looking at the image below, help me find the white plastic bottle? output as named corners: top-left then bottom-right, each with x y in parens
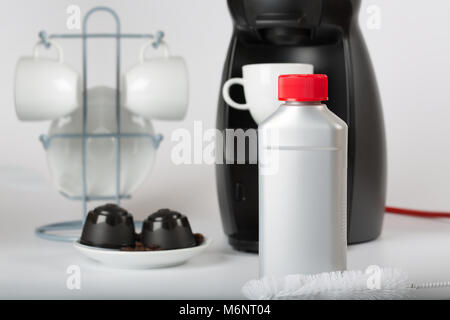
top-left (258, 74), bottom-right (348, 278)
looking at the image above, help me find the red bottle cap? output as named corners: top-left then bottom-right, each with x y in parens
top-left (278, 74), bottom-right (328, 102)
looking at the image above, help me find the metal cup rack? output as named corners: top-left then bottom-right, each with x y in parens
top-left (35, 6), bottom-right (164, 242)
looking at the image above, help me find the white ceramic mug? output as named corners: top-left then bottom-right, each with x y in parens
top-left (14, 40), bottom-right (80, 121)
top-left (222, 63), bottom-right (314, 124)
top-left (123, 41), bottom-right (189, 120)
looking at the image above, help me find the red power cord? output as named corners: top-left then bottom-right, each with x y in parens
top-left (385, 206), bottom-right (450, 218)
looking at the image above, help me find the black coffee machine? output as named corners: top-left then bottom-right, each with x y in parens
top-left (216, 0), bottom-right (387, 252)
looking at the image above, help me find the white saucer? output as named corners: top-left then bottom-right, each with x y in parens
top-left (73, 237), bottom-right (212, 269)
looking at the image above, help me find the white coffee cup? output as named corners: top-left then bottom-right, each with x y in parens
top-left (123, 41), bottom-right (189, 120)
top-left (222, 63), bottom-right (314, 124)
top-left (14, 40), bottom-right (80, 121)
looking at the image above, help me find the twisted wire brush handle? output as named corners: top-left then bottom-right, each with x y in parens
top-left (412, 281), bottom-right (450, 290)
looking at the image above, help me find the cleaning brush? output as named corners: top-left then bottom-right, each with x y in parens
top-left (242, 268), bottom-right (450, 300)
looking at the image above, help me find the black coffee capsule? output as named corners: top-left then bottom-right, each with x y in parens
top-left (141, 209), bottom-right (196, 250)
top-left (80, 204), bottom-right (136, 249)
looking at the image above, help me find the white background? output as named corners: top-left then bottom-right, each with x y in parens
top-left (1, 0), bottom-right (450, 299)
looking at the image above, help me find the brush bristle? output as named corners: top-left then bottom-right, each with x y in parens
top-left (242, 268), bottom-right (414, 300)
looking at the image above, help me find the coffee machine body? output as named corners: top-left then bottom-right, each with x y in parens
top-left (216, 0), bottom-right (387, 252)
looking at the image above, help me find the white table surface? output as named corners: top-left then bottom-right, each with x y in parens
top-left (1, 169), bottom-right (450, 300)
